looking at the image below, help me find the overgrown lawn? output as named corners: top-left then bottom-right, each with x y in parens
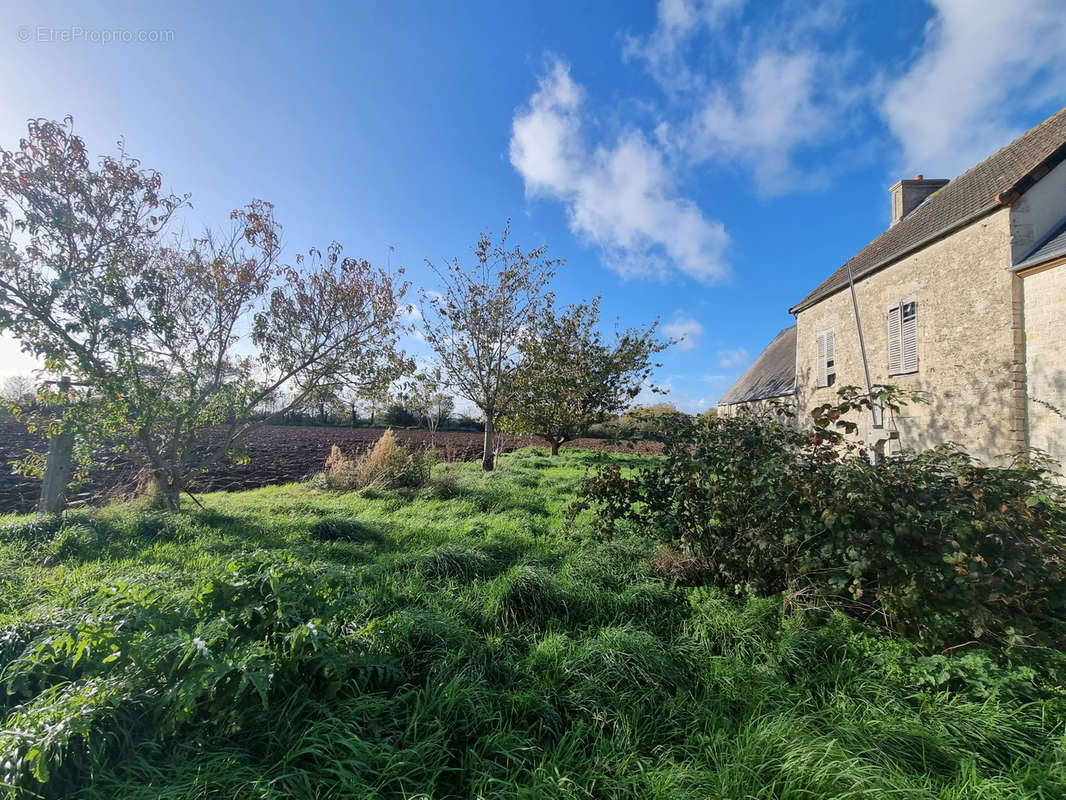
top-left (1, 448), bottom-right (1064, 798)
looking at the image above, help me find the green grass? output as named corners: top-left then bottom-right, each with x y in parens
top-left (1, 447), bottom-right (1064, 799)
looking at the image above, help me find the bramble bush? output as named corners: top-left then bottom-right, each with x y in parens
top-left (577, 390), bottom-right (1066, 650)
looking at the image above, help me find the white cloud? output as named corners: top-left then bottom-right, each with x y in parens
top-left (684, 50), bottom-right (831, 191)
top-left (703, 371), bottom-right (739, 406)
top-left (510, 59), bottom-right (729, 282)
top-left (717, 346), bottom-right (749, 369)
top-left (625, 0), bottom-right (860, 194)
top-left (662, 313), bottom-right (704, 350)
top-left (623, 0), bottom-right (747, 92)
top-left (513, 0), bottom-right (1066, 265)
top-left (881, 0), bottom-right (1066, 176)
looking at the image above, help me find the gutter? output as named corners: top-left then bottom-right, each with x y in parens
top-left (844, 259), bottom-right (881, 430)
top-left (1015, 254), bottom-right (1066, 278)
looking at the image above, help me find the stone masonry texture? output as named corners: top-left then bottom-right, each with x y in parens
top-left (1024, 262), bottom-right (1066, 468)
top-left (795, 208), bottom-right (1020, 464)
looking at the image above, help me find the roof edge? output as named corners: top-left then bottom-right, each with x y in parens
top-left (717, 386), bottom-right (796, 407)
top-left (716, 325), bottom-right (797, 406)
top-left (1015, 254), bottom-right (1066, 277)
top-left (788, 203), bottom-right (999, 314)
top-left (997, 139), bottom-right (1066, 205)
top-left (1011, 215), bottom-right (1066, 272)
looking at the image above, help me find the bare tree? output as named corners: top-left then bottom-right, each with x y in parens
top-left (0, 374), bottom-right (36, 405)
top-left (403, 368), bottom-right (455, 446)
top-left (420, 223), bottom-right (559, 470)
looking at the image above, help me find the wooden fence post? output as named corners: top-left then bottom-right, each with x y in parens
top-left (38, 376), bottom-right (74, 514)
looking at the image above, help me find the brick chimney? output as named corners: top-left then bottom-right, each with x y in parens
top-left (889, 174), bottom-right (948, 226)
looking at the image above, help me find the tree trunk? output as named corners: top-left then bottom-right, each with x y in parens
top-left (482, 412), bottom-right (496, 471)
top-left (549, 439), bottom-right (561, 456)
top-left (149, 471), bottom-right (182, 511)
top-left (38, 428), bottom-right (75, 513)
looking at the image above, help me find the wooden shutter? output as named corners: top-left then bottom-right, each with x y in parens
top-left (816, 331), bottom-right (827, 387)
top-left (824, 329), bottom-right (835, 381)
top-left (887, 304), bottom-right (902, 374)
top-left (901, 301), bottom-right (917, 373)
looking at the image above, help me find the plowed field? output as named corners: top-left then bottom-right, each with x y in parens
top-left (0, 423), bottom-right (660, 513)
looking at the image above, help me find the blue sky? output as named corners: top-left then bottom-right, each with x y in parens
top-left (2, 0), bottom-right (1065, 411)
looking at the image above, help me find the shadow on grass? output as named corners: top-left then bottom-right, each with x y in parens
top-left (307, 516), bottom-right (389, 545)
top-left (446, 484), bottom-right (552, 518)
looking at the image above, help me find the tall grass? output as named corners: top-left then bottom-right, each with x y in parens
top-left (0, 447), bottom-right (1063, 798)
top-left (319, 428), bottom-right (435, 490)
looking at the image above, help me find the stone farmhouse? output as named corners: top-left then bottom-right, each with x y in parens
top-left (719, 107), bottom-right (1066, 469)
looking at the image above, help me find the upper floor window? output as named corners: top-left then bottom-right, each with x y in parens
top-left (816, 328), bottom-right (836, 387)
top-left (888, 299), bottom-right (918, 375)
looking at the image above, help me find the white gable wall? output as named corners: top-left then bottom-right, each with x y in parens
top-left (1010, 158), bottom-right (1066, 264)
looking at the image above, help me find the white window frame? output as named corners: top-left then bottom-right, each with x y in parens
top-left (816, 328), bottom-right (836, 388)
top-left (887, 297), bottom-right (918, 376)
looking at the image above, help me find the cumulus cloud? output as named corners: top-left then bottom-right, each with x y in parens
top-left (662, 312), bottom-right (705, 351)
top-left (716, 346), bottom-right (749, 369)
top-left (639, 372), bottom-right (740, 412)
top-left (509, 60), bottom-right (729, 282)
top-left (624, 0), bottom-right (859, 194)
top-left (623, 0), bottom-right (747, 92)
top-left (881, 0), bottom-right (1066, 176)
top-left (684, 50), bottom-right (831, 191)
top-left (511, 0), bottom-right (1066, 278)
top-left (615, 0), bottom-right (1066, 198)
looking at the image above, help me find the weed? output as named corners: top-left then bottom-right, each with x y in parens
top-left (319, 430), bottom-right (435, 490)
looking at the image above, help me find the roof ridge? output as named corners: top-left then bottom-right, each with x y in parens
top-left (789, 106), bottom-right (1066, 314)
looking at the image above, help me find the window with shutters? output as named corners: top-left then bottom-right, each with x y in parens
top-left (816, 328), bottom-right (836, 388)
top-left (887, 298), bottom-right (917, 375)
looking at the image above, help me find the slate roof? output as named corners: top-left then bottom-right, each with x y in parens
top-left (718, 326), bottom-right (796, 405)
top-left (1013, 218), bottom-right (1066, 272)
top-left (790, 107), bottom-right (1066, 314)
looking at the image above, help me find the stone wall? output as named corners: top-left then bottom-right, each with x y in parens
top-left (794, 208), bottom-right (1020, 463)
top-left (1023, 261), bottom-right (1066, 470)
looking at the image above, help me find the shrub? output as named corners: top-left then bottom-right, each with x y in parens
top-left (420, 469), bottom-right (461, 500)
top-left (578, 396), bottom-right (1066, 650)
top-left (588, 403), bottom-right (691, 442)
top-left (320, 429), bottom-right (434, 490)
